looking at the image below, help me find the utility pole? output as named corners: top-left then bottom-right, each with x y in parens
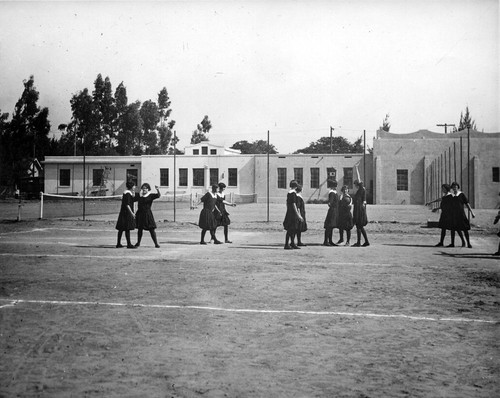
top-left (330, 126), bottom-right (334, 153)
top-left (436, 123), bottom-right (455, 134)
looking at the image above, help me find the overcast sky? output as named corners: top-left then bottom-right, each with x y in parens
top-left (0, 0), bottom-right (498, 153)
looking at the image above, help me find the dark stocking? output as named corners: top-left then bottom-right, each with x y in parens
top-left (346, 229), bottom-right (351, 243)
top-left (136, 229), bottom-right (143, 246)
top-left (125, 230), bottom-right (132, 247)
top-left (224, 226), bottom-right (229, 241)
top-left (201, 229), bottom-right (207, 243)
top-left (360, 227), bottom-right (369, 244)
top-left (117, 230), bottom-right (123, 246)
top-left (150, 229), bottom-right (159, 247)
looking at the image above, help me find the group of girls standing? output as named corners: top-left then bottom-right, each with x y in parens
top-left (115, 182), bottom-right (161, 248)
top-left (283, 179), bottom-right (369, 249)
top-left (197, 182), bottom-right (236, 245)
top-left (427, 182), bottom-right (475, 248)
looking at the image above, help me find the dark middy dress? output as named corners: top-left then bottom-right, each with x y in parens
top-left (450, 192), bottom-right (471, 231)
top-left (283, 190), bottom-right (300, 232)
top-left (296, 194), bottom-right (308, 232)
top-left (199, 192), bottom-right (218, 230)
top-left (338, 193), bottom-right (354, 231)
top-left (215, 193), bottom-right (231, 227)
top-left (135, 192), bottom-right (160, 230)
top-left (324, 189), bottom-right (339, 230)
top-left (115, 191), bottom-right (136, 231)
top-left (438, 193), bottom-right (453, 230)
top-left (353, 186), bottom-right (368, 228)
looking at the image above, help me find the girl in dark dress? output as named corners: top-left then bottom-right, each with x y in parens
top-left (295, 185), bottom-right (308, 246)
top-left (134, 183), bottom-right (161, 248)
top-left (283, 180), bottom-right (303, 250)
top-left (198, 184), bottom-right (222, 245)
top-left (426, 184), bottom-right (457, 247)
top-left (352, 180), bottom-right (369, 247)
top-left (215, 182), bottom-right (236, 243)
top-left (115, 181), bottom-right (137, 249)
top-left (323, 180), bottom-right (339, 246)
top-left (450, 182), bottom-right (475, 248)
top-left (337, 185), bottom-right (354, 246)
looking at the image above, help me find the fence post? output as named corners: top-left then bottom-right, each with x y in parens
top-left (39, 192), bottom-right (44, 219)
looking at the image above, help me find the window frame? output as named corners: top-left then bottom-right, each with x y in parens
top-left (59, 169), bottom-right (71, 187)
top-left (396, 169), bottom-right (409, 191)
top-left (160, 168), bottom-right (169, 187)
top-left (277, 168), bottom-right (287, 189)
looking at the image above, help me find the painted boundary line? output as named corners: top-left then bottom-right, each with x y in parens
top-left (0, 299), bottom-right (496, 324)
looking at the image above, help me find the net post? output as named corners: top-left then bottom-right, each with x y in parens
top-left (39, 192), bottom-right (44, 219)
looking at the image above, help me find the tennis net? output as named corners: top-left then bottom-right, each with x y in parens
top-left (40, 192), bottom-right (195, 219)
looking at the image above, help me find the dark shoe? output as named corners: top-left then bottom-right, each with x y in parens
top-left (352, 242), bottom-right (361, 247)
top-left (297, 242), bottom-right (307, 247)
top-left (336, 239), bottom-right (344, 245)
top-left (225, 240), bottom-right (232, 243)
top-left (134, 242), bottom-right (140, 247)
top-left (126, 245), bottom-right (137, 249)
top-left (322, 242), bottom-right (332, 246)
top-left (461, 242), bottom-right (466, 247)
top-left (200, 241), bottom-right (207, 245)
top-left (345, 242), bottom-right (350, 246)
top-left (116, 244), bottom-right (124, 248)
top-left (291, 244), bottom-right (300, 249)
top-left (446, 244), bottom-right (455, 247)
top-left (284, 245), bottom-right (292, 250)
top-left (467, 244), bottom-right (472, 248)
top-left (435, 242), bottom-right (443, 247)
top-left (494, 252), bottom-right (500, 256)
top-left (362, 242), bottom-right (370, 247)
top-left (155, 245), bottom-right (160, 248)
top-left (329, 242), bottom-right (338, 246)
top-left (214, 240), bottom-right (223, 244)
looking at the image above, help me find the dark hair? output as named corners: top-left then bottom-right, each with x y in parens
top-left (296, 185), bottom-right (302, 193)
top-left (442, 183), bottom-right (451, 191)
top-left (141, 183), bottom-right (151, 191)
top-left (218, 182), bottom-right (226, 189)
top-left (289, 180), bottom-right (298, 188)
top-left (341, 185), bottom-right (349, 192)
top-left (451, 182), bottom-right (460, 189)
top-left (126, 181), bottom-right (135, 190)
top-left (354, 180), bottom-right (364, 188)
top-left (211, 184), bottom-right (218, 192)
top-left (327, 179), bottom-right (338, 188)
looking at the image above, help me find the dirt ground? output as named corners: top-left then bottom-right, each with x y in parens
top-left (0, 202), bottom-right (499, 397)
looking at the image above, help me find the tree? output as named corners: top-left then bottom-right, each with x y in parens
top-left (4, 76), bottom-right (51, 186)
top-left (457, 106), bottom-right (477, 131)
top-left (116, 101), bottom-right (143, 155)
top-left (190, 115), bottom-right (212, 144)
top-left (157, 87), bottom-right (176, 154)
top-left (294, 136), bottom-right (363, 154)
top-left (140, 100), bottom-right (160, 154)
top-left (0, 110), bottom-right (10, 185)
top-left (69, 88), bottom-right (96, 155)
top-left (230, 140), bottom-right (278, 154)
top-left (380, 114), bottom-right (390, 132)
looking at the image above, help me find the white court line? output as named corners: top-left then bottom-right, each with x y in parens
top-left (0, 299), bottom-right (496, 324)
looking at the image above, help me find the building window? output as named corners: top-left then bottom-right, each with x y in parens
top-left (228, 168), bottom-right (237, 186)
top-left (126, 169), bottom-right (138, 186)
top-left (160, 168), bottom-right (169, 186)
top-left (202, 146), bottom-right (208, 155)
top-left (294, 168), bottom-right (303, 186)
top-left (310, 168), bottom-right (319, 189)
top-left (210, 149), bottom-right (217, 155)
top-left (92, 169), bottom-right (103, 187)
top-left (277, 168), bottom-right (287, 189)
top-left (193, 168), bottom-right (205, 186)
top-left (397, 169), bottom-right (408, 191)
top-left (179, 168), bottom-right (188, 187)
top-left (343, 168), bottom-right (353, 189)
top-left (327, 167), bottom-right (337, 181)
top-left (210, 168), bottom-right (219, 186)
top-left (59, 169), bottom-right (70, 186)
top-left (493, 167), bottom-right (499, 182)
top-left (193, 149), bottom-right (199, 155)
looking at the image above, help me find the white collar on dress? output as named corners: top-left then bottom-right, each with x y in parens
top-left (140, 190), bottom-right (151, 197)
top-left (289, 189), bottom-right (296, 194)
top-left (453, 190), bottom-right (462, 196)
top-left (296, 192), bottom-right (303, 198)
top-left (123, 190), bottom-right (134, 196)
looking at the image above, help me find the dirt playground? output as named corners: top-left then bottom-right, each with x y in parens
top-left (0, 201), bottom-right (499, 397)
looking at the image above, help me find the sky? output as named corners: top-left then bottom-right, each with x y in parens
top-left (0, 0), bottom-right (498, 154)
